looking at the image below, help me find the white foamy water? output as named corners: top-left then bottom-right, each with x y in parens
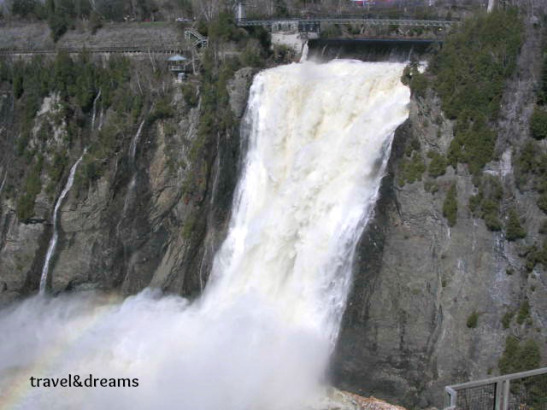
top-left (300, 42), bottom-right (309, 62)
top-left (0, 61), bottom-right (409, 410)
top-left (91, 89), bottom-right (101, 131)
top-left (39, 152), bottom-right (86, 294)
top-left (128, 119), bottom-right (146, 165)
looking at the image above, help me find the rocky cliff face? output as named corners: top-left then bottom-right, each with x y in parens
top-left (333, 8), bottom-right (547, 408)
top-left (0, 54), bottom-right (254, 306)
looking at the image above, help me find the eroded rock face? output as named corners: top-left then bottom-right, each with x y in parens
top-left (333, 17), bottom-right (547, 408)
top-left (0, 64), bottom-right (255, 305)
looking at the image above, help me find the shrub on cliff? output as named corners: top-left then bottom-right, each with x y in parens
top-left (514, 140), bottom-right (547, 192)
top-left (181, 84), bottom-right (198, 108)
top-left (506, 208), bottom-right (526, 241)
top-left (499, 336), bottom-right (540, 374)
top-left (16, 156), bottom-right (43, 221)
top-left (466, 311), bottom-right (479, 328)
top-left (538, 194), bottom-right (547, 214)
top-left (398, 152), bottom-right (425, 186)
top-left (401, 63), bottom-right (428, 99)
top-left (525, 241), bottom-right (547, 271)
top-left (530, 106), bottom-right (547, 140)
top-left (147, 97), bottom-right (174, 123)
top-left (469, 176), bottom-right (504, 231)
top-left (516, 300), bottom-right (531, 325)
top-left (427, 151), bottom-right (447, 178)
top-left (430, 9), bottom-right (523, 174)
top-left (537, 55), bottom-right (547, 106)
top-left (443, 183), bottom-right (458, 227)
top-left (501, 310), bottom-right (514, 329)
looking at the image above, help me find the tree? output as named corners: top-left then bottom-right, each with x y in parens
top-left (506, 208), bottom-right (526, 241)
top-left (443, 183), bottom-right (458, 227)
top-left (96, 0), bottom-right (125, 21)
top-left (11, 0), bottom-right (39, 17)
top-left (192, 0), bottom-right (222, 21)
top-left (530, 106), bottom-right (547, 140)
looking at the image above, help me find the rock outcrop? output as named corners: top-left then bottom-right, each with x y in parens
top-left (332, 8), bottom-right (547, 407)
top-left (0, 55), bottom-right (254, 305)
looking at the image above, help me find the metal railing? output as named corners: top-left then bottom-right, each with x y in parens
top-left (237, 17), bottom-right (455, 28)
top-left (184, 29), bottom-right (208, 48)
top-left (0, 46), bottom-right (184, 55)
top-left (445, 367), bottom-right (547, 410)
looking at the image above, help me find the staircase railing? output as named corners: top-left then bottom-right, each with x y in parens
top-left (444, 367), bottom-right (547, 410)
top-left (184, 29), bottom-right (208, 48)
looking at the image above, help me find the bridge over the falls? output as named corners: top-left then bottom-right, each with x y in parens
top-left (237, 17), bottom-right (455, 31)
top-left (234, 0), bottom-right (455, 35)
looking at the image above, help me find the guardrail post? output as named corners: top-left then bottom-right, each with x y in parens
top-left (502, 379), bottom-right (510, 410)
top-left (495, 381), bottom-right (503, 410)
top-left (445, 386), bottom-right (457, 408)
top-left (444, 368), bottom-right (547, 410)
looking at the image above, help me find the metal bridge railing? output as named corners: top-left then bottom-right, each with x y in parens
top-left (237, 17), bottom-right (455, 28)
top-left (445, 367), bottom-right (547, 410)
top-left (0, 46), bottom-right (185, 55)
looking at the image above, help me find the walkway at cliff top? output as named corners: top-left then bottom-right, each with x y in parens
top-left (0, 22), bottom-right (185, 55)
top-left (237, 17), bottom-right (455, 30)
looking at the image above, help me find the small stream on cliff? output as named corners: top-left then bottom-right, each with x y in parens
top-left (0, 61), bottom-right (409, 409)
top-left (39, 151), bottom-right (86, 294)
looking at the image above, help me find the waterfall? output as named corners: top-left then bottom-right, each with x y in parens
top-left (39, 152), bottom-right (86, 294)
top-left (0, 61), bottom-right (409, 410)
top-left (91, 89), bottom-right (101, 131)
top-left (300, 41), bottom-right (309, 62)
top-left (203, 60), bottom-right (410, 344)
top-left (117, 119), bottom-right (146, 237)
top-left (128, 119), bottom-right (146, 165)
top-left (0, 171), bottom-right (6, 197)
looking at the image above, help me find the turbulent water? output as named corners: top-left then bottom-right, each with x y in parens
top-left (0, 61), bottom-right (409, 410)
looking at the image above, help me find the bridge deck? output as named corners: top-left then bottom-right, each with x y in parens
top-left (238, 18), bottom-right (455, 28)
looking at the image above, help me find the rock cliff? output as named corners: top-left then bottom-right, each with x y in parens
top-left (332, 6), bottom-right (547, 407)
top-left (0, 53), bottom-right (254, 305)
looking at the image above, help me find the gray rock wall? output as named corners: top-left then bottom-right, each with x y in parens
top-left (0, 56), bottom-right (254, 305)
top-left (333, 14), bottom-right (547, 407)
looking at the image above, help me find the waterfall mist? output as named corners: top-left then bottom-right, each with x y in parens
top-left (0, 60), bottom-right (410, 410)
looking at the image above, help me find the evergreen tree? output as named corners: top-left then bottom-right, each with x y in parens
top-left (506, 208), bottom-right (526, 241)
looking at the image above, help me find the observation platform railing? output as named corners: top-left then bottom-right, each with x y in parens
top-left (445, 367), bottom-right (547, 410)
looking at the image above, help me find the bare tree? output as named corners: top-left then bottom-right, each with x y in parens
top-left (192, 0), bottom-right (222, 21)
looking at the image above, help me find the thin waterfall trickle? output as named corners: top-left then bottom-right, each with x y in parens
top-left (39, 151), bottom-right (86, 294)
top-left (0, 171), bottom-right (6, 197)
top-left (128, 119), bottom-right (146, 165)
top-left (1, 61), bottom-right (410, 410)
top-left (117, 119), bottom-right (146, 238)
top-left (91, 89), bottom-right (101, 131)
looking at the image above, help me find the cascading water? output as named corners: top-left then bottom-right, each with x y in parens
top-left (117, 119), bottom-right (147, 237)
top-left (300, 42), bottom-right (309, 62)
top-left (0, 171), bottom-right (6, 197)
top-left (39, 152), bottom-right (86, 294)
top-left (0, 60), bottom-right (409, 410)
top-left (128, 119), bottom-right (146, 165)
top-left (91, 89), bottom-right (101, 131)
